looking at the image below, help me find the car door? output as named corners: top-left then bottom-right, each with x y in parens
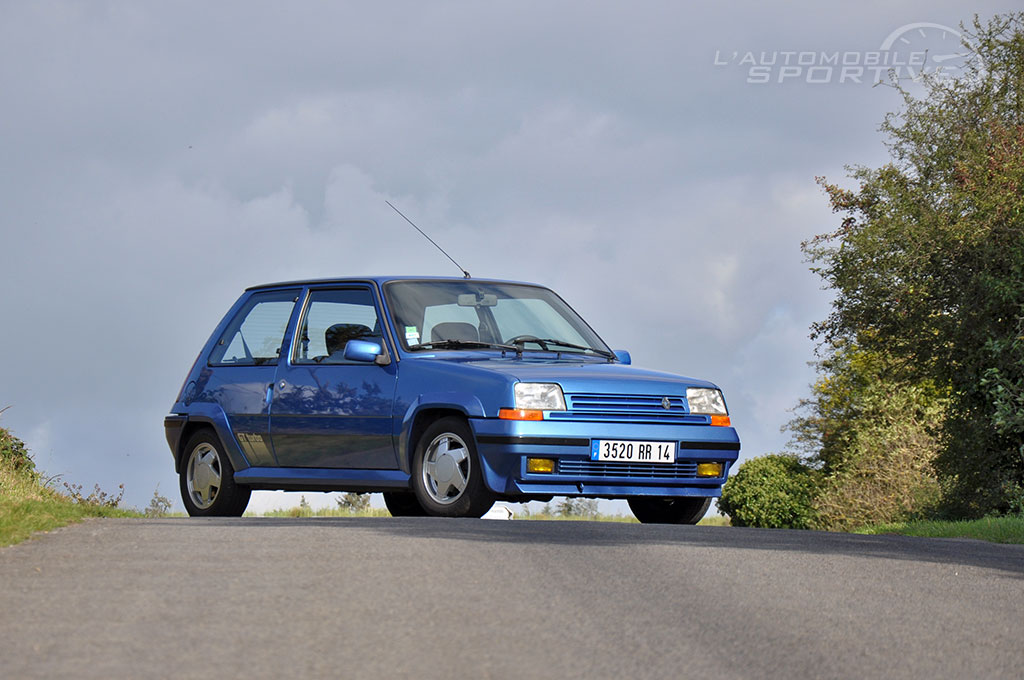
top-left (201, 288), bottom-right (302, 467)
top-left (269, 285), bottom-right (399, 469)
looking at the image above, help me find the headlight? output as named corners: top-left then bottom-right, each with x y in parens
top-left (514, 383), bottom-right (566, 411)
top-left (687, 388), bottom-right (728, 415)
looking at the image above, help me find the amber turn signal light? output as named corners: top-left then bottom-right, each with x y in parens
top-left (526, 458), bottom-right (556, 474)
top-left (710, 415), bottom-right (731, 427)
top-left (499, 408), bottom-right (544, 421)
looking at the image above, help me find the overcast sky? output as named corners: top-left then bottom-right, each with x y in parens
top-left (2, 1), bottom-right (1018, 514)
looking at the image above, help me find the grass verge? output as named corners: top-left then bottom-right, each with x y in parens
top-left (252, 501), bottom-right (732, 525)
top-left (0, 462), bottom-right (139, 548)
top-left (253, 506), bottom-right (393, 518)
top-left (856, 516), bottom-right (1024, 544)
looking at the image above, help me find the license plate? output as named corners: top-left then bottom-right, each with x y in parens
top-left (591, 440), bottom-right (676, 463)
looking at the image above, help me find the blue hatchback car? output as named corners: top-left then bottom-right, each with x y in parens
top-left (164, 277), bottom-right (740, 523)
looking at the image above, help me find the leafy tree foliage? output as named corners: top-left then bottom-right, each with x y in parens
top-left (557, 497), bottom-right (598, 518)
top-left (784, 345), bottom-right (948, 530)
top-left (336, 492), bottom-right (371, 513)
top-left (806, 14), bottom-right (1024, 517)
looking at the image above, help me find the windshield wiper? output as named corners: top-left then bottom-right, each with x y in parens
top-left (409, 340), bottom-right (522, 355)
top-left (515, 338), bottom-right (615, 360)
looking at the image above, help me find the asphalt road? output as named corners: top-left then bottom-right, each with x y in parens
top-left (1, 518), bottom-right (1022, 679)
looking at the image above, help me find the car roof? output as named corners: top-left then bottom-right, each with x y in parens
top-left (245, 276), bottom-right (542, 291)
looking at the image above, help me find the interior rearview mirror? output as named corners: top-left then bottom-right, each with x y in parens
top-left (457, 293), bottom-right (497, 307)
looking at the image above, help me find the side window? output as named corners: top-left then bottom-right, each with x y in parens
top-left (294, 288), bottom-right (382, 364)
top-left (209, 290), bottom-right (299, 366)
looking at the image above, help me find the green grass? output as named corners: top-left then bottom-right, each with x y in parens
top-left (0, 462), bottom-right (139, 548)
top-left (520, 512), bottom-right (638, 522)
top-left (252, 505), bottom-right (392, 518)
top-left (856, 516), bottom-right (1024, 544)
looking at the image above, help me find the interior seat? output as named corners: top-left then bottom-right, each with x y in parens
top-left (430, 322), bottom-right (479, 343)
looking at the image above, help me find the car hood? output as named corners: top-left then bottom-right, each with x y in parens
top-left (413, 353), bottom-right (718, 396)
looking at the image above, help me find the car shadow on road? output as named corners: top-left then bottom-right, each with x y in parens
top-left (145, 516), bottom-right (1024, 577)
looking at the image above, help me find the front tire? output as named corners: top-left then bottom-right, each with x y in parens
top-left (628, 497), bottom-right (711, 525)
top-left (179, 429), bottom-right (251, 517)
top-left (411, 417), bottom-right (494, 518)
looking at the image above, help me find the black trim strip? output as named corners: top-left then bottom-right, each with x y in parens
top-left (679, 441), bottom-right (740, 451)
top-left (477, 435), bottom-right (591, 448)
top-left (164, 416), bottom-right (185, 429)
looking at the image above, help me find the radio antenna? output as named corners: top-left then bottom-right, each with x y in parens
top-left (386, 201), bottom-right (470, 279)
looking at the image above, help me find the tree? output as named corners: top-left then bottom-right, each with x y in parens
top-left (336, 492), bottom-right (370, 513)
top-left (794, 345), bottom-right (949, 529)
top-left (806, 13), bottom-right (1024, 517)
top-left (557, 497), bottom-right (598, 518)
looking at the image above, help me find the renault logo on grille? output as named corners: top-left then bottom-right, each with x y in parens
top-left (661, 397), bottom-right (672, 410)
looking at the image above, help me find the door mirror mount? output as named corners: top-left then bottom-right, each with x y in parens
top-left (344, 340), bottom-right (388, 364)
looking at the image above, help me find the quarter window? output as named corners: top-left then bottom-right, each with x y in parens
top-left (208, 290), bottom-right (299, 366)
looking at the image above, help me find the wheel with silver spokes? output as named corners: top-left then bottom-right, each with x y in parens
top-left (422, 431), bottom-right (471, 504)
top-left (179, 429), bottom-right (250, 517)
top-left (411, 417), bottom-right (494, 518)
top-left (186, 442), bottom-right (221, 510)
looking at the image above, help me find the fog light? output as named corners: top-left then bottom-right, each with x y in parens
top-left (527, 458), bottom-right (556, 474)
top-left (697, 462), bottom-right (723, 477)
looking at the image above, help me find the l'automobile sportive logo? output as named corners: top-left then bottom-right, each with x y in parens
top-left (713, 22), bottom-right (974, 85)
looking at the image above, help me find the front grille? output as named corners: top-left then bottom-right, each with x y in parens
top-left (551, 393), bottom-right (706, 424)
top-left (558, 459), bottom-right (699, 479)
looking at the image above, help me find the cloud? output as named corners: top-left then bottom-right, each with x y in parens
top-left (1, 0), bottom-right (1008, 511)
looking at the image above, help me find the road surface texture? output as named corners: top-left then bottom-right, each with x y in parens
top-left (1, 517), bottom-right (1022, 679)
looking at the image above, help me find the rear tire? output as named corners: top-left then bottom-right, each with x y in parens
top-left (411, 417), bottom-right (494, 518)
top-left (628, 497), bottom-right (711, 525)
top-left (179, 429), bottom-right (251, 517)
top-left (383, 491), bottom-right (428, 517)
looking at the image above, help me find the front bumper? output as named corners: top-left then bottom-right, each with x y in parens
top-left (471, 417), bottom-right (740, 499)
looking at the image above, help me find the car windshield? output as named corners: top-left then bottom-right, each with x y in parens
top-left (383, 280), bottom-right (611, 357)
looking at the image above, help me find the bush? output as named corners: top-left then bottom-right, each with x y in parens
top-left (810, 396), bottom-right (943, 531)
top-left (0, 413), bottom-right (35, 477)
top-left (145, 487), bottom-right (173, 517)
top-left (718, 454), bottom-right (820, 529)
top-left (62, 481), bottom-right (125, 507)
